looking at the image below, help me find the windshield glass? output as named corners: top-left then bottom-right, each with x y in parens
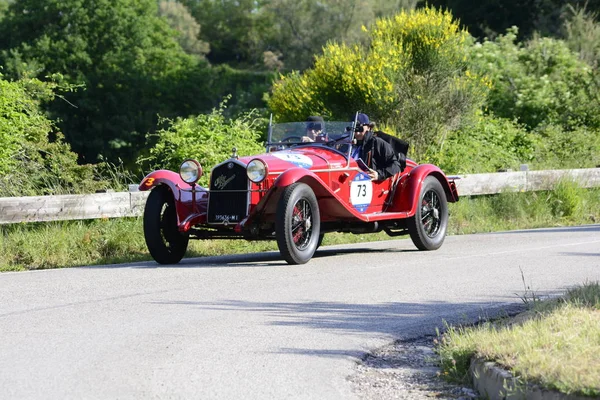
top-left (267, 121), bottom-right (355, 156)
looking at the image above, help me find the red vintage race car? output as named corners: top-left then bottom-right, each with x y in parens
top-left (139, 117), bottom-right (459, 265)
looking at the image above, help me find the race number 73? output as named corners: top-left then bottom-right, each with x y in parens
top-left (355, 183), bottom-right (368, 198)
top-left (350, 178), bottom-right (373, 207)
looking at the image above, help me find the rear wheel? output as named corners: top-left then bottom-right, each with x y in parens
top-left (276, 183), bottom-right (320, 264)
top-left (407, 176), bottom-right (448, 250)
top-left (143, 185), bottom-right (189, 264)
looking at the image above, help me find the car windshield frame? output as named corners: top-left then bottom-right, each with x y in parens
top-left (266, 121), bottom-right (356, 160)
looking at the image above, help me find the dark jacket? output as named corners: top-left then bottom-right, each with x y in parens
top-left (358, 131), bottom-right (402, 180)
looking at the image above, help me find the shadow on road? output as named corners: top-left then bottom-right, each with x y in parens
top-left (87, 245), bottom-right (417, 269)
top-left (150, 294), bottom-right (565, 359)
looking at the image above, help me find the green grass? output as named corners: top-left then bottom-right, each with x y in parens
top-left (0, 186), bottom-right (598, 272)
top-left (435, 282), bottom-right (600, 397)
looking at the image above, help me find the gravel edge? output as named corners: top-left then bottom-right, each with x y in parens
top-left (348, 335), bottom-right (479, 400)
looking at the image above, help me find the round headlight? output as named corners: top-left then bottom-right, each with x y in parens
top-left (179, 159), bottom-right (202, 184)
top-left (247, 159), bottom-right (268, 183)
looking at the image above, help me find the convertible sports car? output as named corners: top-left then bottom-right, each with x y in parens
top-left (139, 116), bottom-right (459, 265)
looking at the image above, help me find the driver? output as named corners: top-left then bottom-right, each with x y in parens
top-left (302, 116), bottom-right (325, 142)
top-left (350, 113), bottom-right (401, 181)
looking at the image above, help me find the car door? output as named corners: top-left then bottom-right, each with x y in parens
top-left (347, 169), bottom-right (392, 214)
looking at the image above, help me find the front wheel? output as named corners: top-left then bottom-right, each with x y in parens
top-left (276, 183), bottom-right (321, 264)
top-left (407, 176), bottom-right (448, 250)
top-left (143, 185), bottom-right (189, 264)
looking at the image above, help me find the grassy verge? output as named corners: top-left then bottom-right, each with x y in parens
top-left (0, 185), bottom-right (598, 272)
top-left (435, 281), bottom-right (600, 397)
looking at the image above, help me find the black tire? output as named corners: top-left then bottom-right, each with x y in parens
top-left (143, 185), bottom-right (189, 264)
top-left (407, 176), bottom-right (448, 251)
top-left (276, 183), bottom-right (321, 264)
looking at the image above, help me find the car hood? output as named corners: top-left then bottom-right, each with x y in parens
top-left (238, 146), bottom-right (348, 173)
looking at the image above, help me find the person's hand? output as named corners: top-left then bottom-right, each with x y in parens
top-left (367, 168), bottom-right (378, 181)
top-left (301, 136), bottom-right (314, 143)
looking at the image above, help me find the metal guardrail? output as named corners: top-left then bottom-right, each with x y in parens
top-left (0, 168), bottom-right (598, 225)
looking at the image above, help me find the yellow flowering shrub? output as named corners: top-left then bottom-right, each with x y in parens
top-left (268, 6), bottom-right (488, 161)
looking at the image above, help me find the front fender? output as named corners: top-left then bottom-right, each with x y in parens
top-left (273, 168), bottom-right (321, 188)
top-left (139, 170), bottom-right (209, 229)
top-left (139, 170), bottom-right (191, 197)
top-left (389, 164), bottom-right (458, 216)
top-left (273, 168), bottom-right (341, 200)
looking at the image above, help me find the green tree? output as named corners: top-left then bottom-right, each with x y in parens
top-left (374, 0), bottom-right (418, 18)
top-left (417, 0), bottom-right (600, 40)
top-left (181, 0), bottom-right (274, 66)
top-left (469, 27), bottom-right (597, 130)
top-left (0, 74), bottom-right (99, 196)
top-left (182, 0), bottom-right (417, 71)
top-left (0, 0), bottom-right (205, 165)
top-left (268, 7), bottom-right (488, 160)
top-left (0, 0), bottom-right (10, 19)
top-left (158, 0), bottom-right (209, 58)
top-left (563, 6), bottom-right (600, 124)
top-left (138, 101), bottom-right (265, 186)
top-left (264, 0), bottom-right (373, 71)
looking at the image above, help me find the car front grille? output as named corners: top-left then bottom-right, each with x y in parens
top-left (207, 161), bottom-right (248, 224)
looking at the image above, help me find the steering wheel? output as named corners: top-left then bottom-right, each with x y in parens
top-left (281, 136), bottom-right (303, 143)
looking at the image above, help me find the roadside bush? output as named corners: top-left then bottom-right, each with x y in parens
top-left (0, 75), bottom-right (104, 196)
top-left (530, 124), bottom-right (600, 170)
top-left (268, 7), bottom-right (488, 161)
top-left (435, 112), bottom-right (536, 174)
top-left (469, 27), bottom-right (596, 130)
top-left (138, 100), bottom-right (265, 186)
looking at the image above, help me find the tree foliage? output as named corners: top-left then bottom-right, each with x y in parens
top-left (563, 6), bottom-right (600, 124)
top-left (0, 0), bottom-right (204, 165)
top-left (437, 113), bottom-right (536, 174)
top-left (183, 0), bottom-right (418, 71)
top-left (158, 0), bottom-right (209, 58)
top-left (268, 7), bottom-right (488, 160)
top-left (138, 101), bottom-right (265, 186)
top-left (0, 75), bottom-right (101, 196)
top-left (417, 0), bottom-right (600, 40)
top-left (181, 0), bottom-right (274, 66)
top-left (469, 27), bottom-right (598, 130)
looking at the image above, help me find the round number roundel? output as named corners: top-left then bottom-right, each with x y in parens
top-left (350, 173), bottom-right (373, 212)
top-left (272, 152), bottom-right (313, 169)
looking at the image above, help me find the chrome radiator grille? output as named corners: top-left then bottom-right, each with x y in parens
top-left (207, 161), bottom-right (248, 224)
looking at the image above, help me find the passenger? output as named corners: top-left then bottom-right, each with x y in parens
top-left (350, 113), bottom-right (401, 181)
top-left (302, 116), bottom-right (324, 143)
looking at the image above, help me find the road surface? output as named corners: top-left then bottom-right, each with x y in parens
top-left (1, 225), bottom-right (598, 399)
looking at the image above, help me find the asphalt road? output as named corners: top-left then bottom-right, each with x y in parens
top-left (1, 225), bottom-right (599, 399)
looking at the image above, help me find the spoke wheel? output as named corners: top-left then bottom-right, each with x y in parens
top-left (276, 183), bottom-right (320, 264)
top-left (407, 176), bottom-right (448, 250)
top-left (143, 185), bottom-right (189, 264)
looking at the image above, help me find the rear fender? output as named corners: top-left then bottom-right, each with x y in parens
top-left (139, 170), bottom-right (208, 228)
top-left (389, 164), bottom-right (457, 216)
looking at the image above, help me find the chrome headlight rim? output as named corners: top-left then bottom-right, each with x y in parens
top-left (179, 159), bottom-right (202, 184)
top-left (246, 158), bottom-right (268, 183)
